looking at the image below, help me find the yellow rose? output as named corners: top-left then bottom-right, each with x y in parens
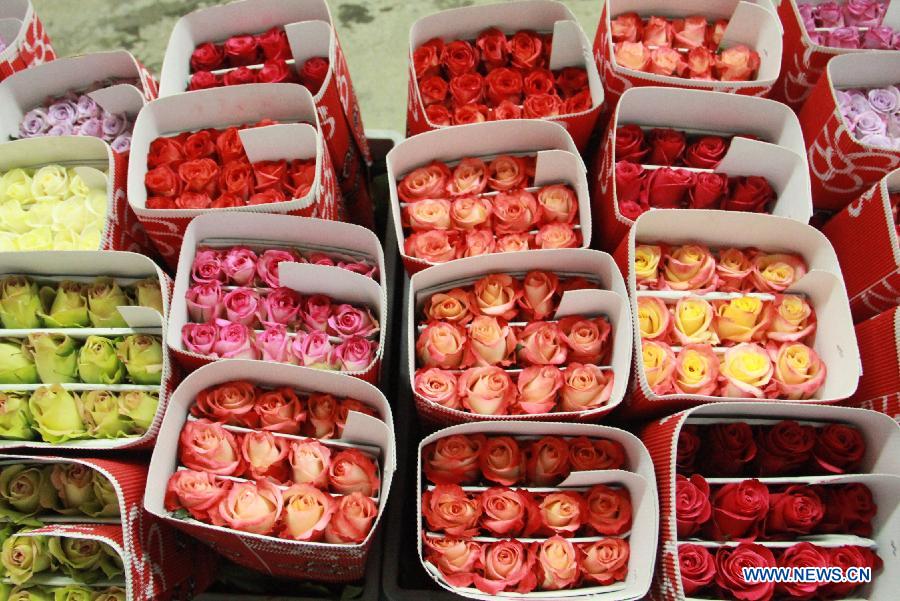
top-left (662, 245), bottom-right (716, 291)
top-left (17, 227), bottom-right (54, 251)
top-left (67, 171), bottom-right (91, 199)
top-left (674, 344), bottom-right (719, 395)
top-left (641, 340), bottom-right (675, 395)
top-left (24, 202), bottom-right (54, 229)
top-left (87, 189), bottom-right (109, 218)
top-left (30, 165), bottom-right (69, 203)
top-left (0, 201), bottom-right (30, 234)
top-left (715, 296), bottom-right (768, 343)
top-left (75, 227), bottom-right (102, 251)
top-left (0, 169), bottom-right (34, 204)
top-left (634, 245), bottom-right (662, 288)
top-left (720, 342), bottom-right (773, 398)
top-left (673, 297), bottom-right (718, 345)
top-left (772, 342), bottom-right (825, 400)
top-left (750, 253), bottom-right (808, 293)
top-left (637, 296), bottom-right (671, 341)
top-left (767, 295), bottom-right (816, 342)
top-left (716, 248), bottom-right (752, 292)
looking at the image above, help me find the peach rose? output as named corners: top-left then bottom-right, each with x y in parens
top-left (417, 322), bottom-right (466, 369)
top-left (767, 295), bottom-right (816, 342)
top-left (449, 196), bottom-right (492, 230)
top-left (674, 344), bottom-right (720, 395)
top-left (480, 487), bottom-right (531, 537)
top-left (673, 297), bottom-right (718, 345)
top-left (473, 274), bottom-right (521, 320)
top-left (535, 223), bottom-right (579, 249)
top-left (569, 437), bottom-right (626, 471)
top-left (637, 296), bottom-right (672, 342)
top-left (715, 45), bottom-right (760, 81)
top-left (635, 244), bottom-right (663, 289)
top-left (559, 316), bottom-right (611, 364)
top-left (328, 449), bottom-right (379, 496)
top-left (461, 230), bottom-right (497, 258)
top-left (192, 380), bottom-right (259, 428)
top-left (716, 248), bottom-right (753, 292)
top-left (487, 155), bottom-right (529, 191)
top-left (674, 15), bottom-right (708, 49)
top-left (422, 484), bottom-right (481, 537)
top-left (750, 253), bottom-right (807, 293)
top-left (715, 296), bottom-right (770, 343)
top-left (686, 47), bottom-right (713, 79)
top-left (179, 419), bottom-right (243, 476)
top-left (495, 234), bottom-right (530, 254)
top-left (770, 342), bottom-right (826, 400)
top-left (493, 190), bottom-right (540, 235)
top-left (464, 315), bottom-right (516, 367)
top-left (518, 270), bottom-right (558, 321)
top-left (518, 321), bottom-right (568, 365)
top-left (649, 47), bottom-right (686, 76)
top-left (586, 485), bottom-right (632, 535)
top-left (580, 538), bottom-right (629, 585)
top-left (405, 198), bottom-right (451, 231)
top-left (536, 184), bottom-right (578, 224)
top-left (164, 469), bottom-right (229, 521)
top-left (479, 435), bottom-right (524, 486)
top-left (474, 540), bottom-right (537, 595)
top-left (405, 230), bottom-right (458, 263)
top-left (414, 368), bottom-right (460, 409)
top-left (611, 12), bottom-right (643, 43)
top-left (458, 366), bottom-right (516, 415)
top-left (614, 41), bottom-right (651, 71)
top-left (280, 484), bottom-right (334, 541)
top-left (540, 491), bottom-right (585, 534)
top-left (289, 439), bottom-right (331, 489)
top-left (642, 15), bottom-right (672, 46)
top-left (720, 342), bottom-right (774, 398)
top-left (302, 392), bottom-right (337, 439)
top-left (642, 340), bottom-right (676, 396)
top-left (526, 436), bottom-right (571, 486)
top-left (241, 430), bottom-right (289, 482)
top-left (424, 434), bottom-right (485, 485)
top-left (335, 398), bottom-right (377, 437)
top-left (448, 158), bottom-right (488, 196)
top-left (559, 364), bottom-right (614, 412)
top-left (536, 536), bottom-right (579, 590)
top-left (516, 365), bottom-right (564, 414)
top-left (324, 491), bottom-right (377, 544)
top-left (425, 288), bottom-right (475, 325)
top-left (661, 245), bottom-right (717, 291)
top-left (213, 480), bottom-right (282, 535)
top-left (398, 160), bottom-right (451, 202)
top-left (424, 537), bottom-right (481, 588)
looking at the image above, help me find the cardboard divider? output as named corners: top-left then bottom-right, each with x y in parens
top-left (0, 0), bottom-right (54, 83)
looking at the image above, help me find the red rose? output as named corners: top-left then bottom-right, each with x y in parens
top-left (615, 124), bottom-right (648, 162)
top-left (188, 71), bottom-right (221, 91)
top-left (676, 474), bottom-right (711, 538)
top-left (248, 188), bottom-right (286, 205)
top-left (648, 128), bottom-right (686, 165)
top-left (776, 542), bottom-right (828, 600)
top-left (564, 90), bottom-right (593, 114)
top-left (715, 544), bottom-right (776, 601)
top-left (449, 73), bottom-right (484, 106)
top-left (755, 421), bottom-right (815, 476)
top-left (183, 130), bottom-right (216, 160)
top-left (426, 103), bottom-right (452, 125)
top-left (619, 200), bottom-right (646, 221)
top-left (813, 424), bottom-right (865, 474)
top-left (705, 422), bottom-right (757, 476)
top-left (300, 57), bottom-right (330, 94)
top-left (441, 40), bottom-right (478, 77)
top-left (224, 34), bottom-right (260, 67)
top-left (257, 26), bottom-right (291, 61)
top-left (825, 546), bottom-right (882, 597)
top-left (258, 60), bottom-right (294, 84)
top-left (413, 45), bottom-right (441, 80)
top-left (253, 160), bottom-right (287, 192)
top-left (710, 479), bottom-right (769, 541)
top-left (418, 75), bottom-right (449, 106)
top-left (685, 136), bottom-right (729, 169)
top-left (287, 159), bottom-right (316, 198)
top-left (179, 158), bottom-right (219, 195)
top-left (585, 485), bottom-right (632, 535)
top-left (723, 176), bottom-right (775, 213)
top-left (766, 485), bottom-right (824, 536)
top-left (508, 30), bottom-right (544, 70)
top-left (219, 161), bottom-right (254, 200)
top-left (523, 93), bottom-right (563, 118)
top-left (819, 483), bottom-right (876, 537)
top-left (476, 27), bottom-right (508, 70)
top-left (614, 160), bottom-right (645, 205)
top-left (689, 172), bottom-right (728, 209)
top-left (215, 128), bottom-right (247, 163)
top-left (525, 436), bottom-right (570, 486)
top-left (523, 69), bottom-right (556, 97)
top-left (191, 42), bottom-right (225, 71)
top-left (676, 425), bottom-right (700, 474)
top-left (148, 137), bottom-right (184, 168)
top-left (567, 437), bottom-right (625, 471)
top-left (223, 66), bottom-right (258, 86)
top-left (453, 104), bottom-right (489, 125)
top-left (556, 67), bottom-right (588, 97)
top-left (479, 436), bottom-right (523, 486)
top-left (212, 193), bottom-right (244, 208)
top-left (145, 165), bottom-right (181, 197)
top-left (484, 67), bottom-right (523, 105)
top-left (175, 191), bottom-right (213, 209)
top-left (146, 197), bottom-right (177, 209)
top-left (491, 100), bottom-right (522, 121)
top-left (679, 544), bottom-right (716, 596)
top-left (643, 167), bottom-right (695, 208)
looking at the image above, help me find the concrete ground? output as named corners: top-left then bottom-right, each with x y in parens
top-left (32, 0), bottom-right (601, 133)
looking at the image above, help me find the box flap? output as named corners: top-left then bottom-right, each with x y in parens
top-left (88, 84), bottom-right (145, 117)
top-left (284, 19), bottom-right (333, 66)
top-left (238, 122), bottom-right (317, 163)
top-left (827, 51), bottom-right (900, 90)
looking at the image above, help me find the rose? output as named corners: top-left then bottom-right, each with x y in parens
top-left (634, 244), bottom-right (662, 288)
top-left (512, 366), bottom-right (560, 414)
top-left (471, 436), bottom-right (523, 488)
top-left (676, 474), bottom-right (712, 538)
top-left (535, 223), bottom-right (579, 249)
top-left (821, 484), bottom-right (876, 537)
top-left (685, 136), bottom-right (729, 169)
top-left (480, 487), bottom-right (530, 537)
top-left (645, 167), bottom-right (695, 208)
top-left (179, 419), bottom-right (242, 476)
top-left (424, 537), bottom-right (480, 587)
top-left (648, 128), bottom-right (686, 166)
top-left (449, 160), bottom-right (488, 199)
top-left (164, 469), bottom-right (228, 521)
top-left (214, 480), bottom-right (282, 535)
top-left (191, 249), bottom-right (224, 284)
top-left (118, 391), bottom-right (158, 433)
top-left (674, 344), bottom-right (719, 396)
top-left (188, 71), bottom-right (220, 90)
top-left (523, 69), bottom-right (555, 97)
top-left (776, 542), bottom-right (829, 600)
top-left (116, 335), bottom-right (163, 385)
top-left (423, 434), bottom-right (484, 485)
top-left (724, 176), bottom-right (774, 213)
top-left (441, 39), bottom-right (477, 76)
top-left (751, 254), bottom-right (807, 293)
top-left (39, 281), bottom-right (88, 328)
top-left (0, 340), bottom-right (38, 384)
top-left (487, 155), bottom-right (529, 191)
top-left (611, 12), bottom-right (643, 42)
top-left (178, 158), bottom-right (219, 196)
top-left (491, 100), bottom-right (522, 120)
top-left (252, 160), bottom-right (287, 194)
top-left (465, 316), bottom-right (515, 367)
top-left (673, 297), bottom-right (717, 345)
top-left (181, 323), bottom-right (218, 356)
top-left (329, 449), bottom-right (379, 496)
top-left (473, 539), bottom-right (537, 595)
top-left (287, 439), bottom-right (331, 490)
top-left (508, 29), bottom-right (543, 69)
top-left (0, 392), bottom-right (33, 440)
top-left (581, 538), bottom-right (629, 586)
top-left (677, 425), bottom-right (700, 473)
top-left (535, 536), bottom-right (578, 591)
top-left (817, 2), bottom-right (845, 27)
top-left (614, 41), bottom-right (651, 71)
top-left (224, 34), bottom-right (259, 66)
top-left (698, 423), bottom-right (756, 479)
top-left (50, 585), bottom-right (102, 601)
top-left (257, 60), bottom-right (292, 84)
top-left (686, 47), bottom-right (714, 79)
top-left (690, 173), bottom-right (728, 209)
top-left (1, 535), bottom-right (50, 584)
top-left (256, 326), bottom-right (292, 363)
top-left (449, 73), bottom-right (484, 106)
top-left (256, 26), bottom-right (290, 60)
top-left (615, 161), bottom-right (645, 205)
top-left (458, 366), bottom-right (515, 415)
top-left (414, 368), bottom-right (460, 409)
top-left (756, 420), bottom-right (815, 476)
top-left (78, 390), bottom-right (130, 438)
top-left (674, 15), bottom-right (709, 49)
top-left (338, 261), bottom-right (376, 278)
top-left (843, 0), bottom-right (883, 26)
top-left (766, 295), bottom-right (816, 343)
top-left (185, 282), bottom-right (223, 324)
top-left (301, 294), bottom-right (331, 332)
top-left (255, 387), bottom-right (304, 434)
top-left (30, 165), bottom-right (69, 202)
top-left (767, 485), bottom-right (824, 537)
top-left (715, 544), bottom-right (776, 601)
top-left (715, 45), bottom-right (760, 81)
top-left (715, 296), bottom-right (769, 343)
top-left (615, 125), bottom-right (648, 162)
top-left (586, 485), bottom-right (631, 535)
top-left (641, 340), bottom-right (676, 396)
top-left (413, 44), bottom-right (440, 79)
top-left (517, 321), bottom-right (566, 366)
top-left (556, 67), bottom-right (588, 97)
top-left (299, 392), bottom-right (336, 439)
top-left (710, 479), bottom-right (770, 541)
top-left (425, 289), bottom-right (474, 325)
top-left (287, 159), bottom-right (315, 199)
top-left (0, 276), bottom-right (42, 328)
top-left (405, 198), bottom-right (451, 232)
top-left (496, 234), bottom-right (531, 253)
top-left (405, 231), bottom-right (458, 263)
top-left (539, 491), bottom-right (584, 535)
top-left (218, 162), bottom-right (254, 200)
top-left (867, 87), bottom-right (900, 114)
top-left (559, 363), bottom-right (614, 412)
top-left (89, 587), bottom-right (126, 601)
top-left (279, 484), bottom-right (334, 541)
top-left (642, 15), bottom-right (672, 46)
top-left (492, 190), bottom-right (540, 235)
top-left (526, 436), bottom-right (570, 486)
top-left (418, 75), bottom-right (448, 106)
top-left (0, 465), bottom-right (44, 518)
top-left (559, 317), bottom-right (610, 364)
top-left (450, 198), bottom-right (491, 233)
top-left (570, 437), bottom-right (626, 471)
top-left (523, 94), bottom-right (564, 118)
top-left (29, 385), bottom-right (85, 442)
top-left (175, 191), bottom-right (213, 209)
top-left (814, 424), bottom-right (864, 474)
top-left (182, 130), bottom-right (215, 160)
top-left (422, 484), bottom-right (480, 537)
top-left (260, 287), bottom-right (302, 326)
top-left (514, 271), bottom-right (557, 322)
top-left (474, 27), bottom-right (507, 69)
top-left (771, 342), bottom-right (826, 400)
top-left (679, 544), bottom-right (716, 595)
top-left (649, 47), bottom-right (685, 77)
top-left (712, 248), bottom-right (751, 292)
top-left (416, 321), bottom-right (466, 369)
top-left (826, 545), bottom-right (881, 597)
top-left (212, 321), bottom-right (258, 360)
top-left (536, 184), bottom-right (577, 224)
top-left (324, 492), bottom-right (377, 544)
top-left (720, 343), bottom-right (774, 399)
top-left (299, 57), bottom-right (329, 93)
top-left (241, 430), bottom-right (289, 482)
top-left (473, 274), bottom-right (521, 320)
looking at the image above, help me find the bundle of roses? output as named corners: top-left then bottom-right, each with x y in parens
top-left (187, 26), bottom-right (330, 95)
top-left (0, 276), bottom-right (164, 329)
top-left (423, 434), bottom-right (628, 487)
top-left (143, 120), bottom-right (317, 210)
top-left (615, 125), bottom-right (736, 169)
top-left (0, 530), bottom-right (124, 586)
top-left (678, 542), bottom-right (880, 600)
top-left (797, 0), bottom-right (899, 49)
top-left (414, 28), bottom-right (592, 127)
top-left (610, 13), bottom-right (761, 82)
top-left (0, 462), bottom-right (119, 523)
top-left (677, 420), bottom-right (866, 478)
top-left (837, 85), bottom-right (900, 151)
top-left (399, 155), bottom-right (582, 262)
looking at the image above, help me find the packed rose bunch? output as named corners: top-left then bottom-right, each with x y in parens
top-left (143, 121), bottom-right (317, 210)
top-left (634, 244), bottom-right (809, 293)
top-left (17, 83), bottom-right (134, 152)
top-left (399, 155), bottom-right (583, 262)
top-left (678, 542), bottom-right (880, 600)
top-left (611, 13), bottom-right (761, 82)
top-left (414, 27), bottom-right (593, 126)
top-left (676, 420), bottom-right (866, 477)
top-left (837, 86), bottom-right (900, 151)
top-left (0, 276), bottom-right (164, 329)
top-left (0, 166), bottom-right (108, 253)
top-left (797, 0), bottom-right (899, 49)
top-left (0, 530), bottom-right (123, 586)
top-left (423, 434), bottom-right (628, 487)
top-left (0, 462), bottom-right (120, 522)
top-left (3, 585), bottom-right (126, 600)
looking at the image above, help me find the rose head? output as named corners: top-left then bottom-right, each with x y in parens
top-left (423, 434), bottom-right (485, 485)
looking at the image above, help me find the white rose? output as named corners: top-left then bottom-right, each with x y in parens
top-left (30, 165), bottom-right (69, 203)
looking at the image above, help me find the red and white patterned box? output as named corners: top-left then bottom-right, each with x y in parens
top-left (593, 0), bottom-right (783, 113)
top-left (145, 359), bottom-right (396, 582)
top-left (127, 84), bottom-right (340, 268)
top-left (407, 248), bottom-right (632, 426)
top-left (822, 168), bottom-right (899, 322)
top-left (798, 51), bottom-right (900, 213)
top-left (158, 0), bottom-right (373, 229)
top-left (405, 0), bottom-right (605, 152)
top-left (167, 212), bottom-right (387, 384)
top-left (640, 402), bottom-right (900, 601)
top-left (844, 307), bottom-right (900, 420)
top-left (612, 210), bottom-right (861, 418)
top-left (0, 0), bottom-right (54, 81)
top-left (592, 86), bottom-right (812, 252)
top-left (0, 454), bottom-right (215, 599)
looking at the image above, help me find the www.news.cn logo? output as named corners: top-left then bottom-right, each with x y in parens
top-left (742, 566), bottom-right (872, 584)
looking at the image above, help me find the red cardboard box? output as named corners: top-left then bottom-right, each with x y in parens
top-left (844, 307), bottom-right (900, 420)
top-left (0, 0), bottom-right (54, 81)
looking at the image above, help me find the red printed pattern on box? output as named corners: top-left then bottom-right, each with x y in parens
top-left (0, 8), bottom-right (54, 82)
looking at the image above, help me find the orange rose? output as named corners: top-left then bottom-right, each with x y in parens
top-left (559, 364), bottom-right (614, 412)
top-left (750, 253), bottom-right (807, 293)
top-left (423, 434), bottom-right (486, 484)
top-left (615, 41), bottom-right (651, 71)
top-left (323, 491), bottom-right (377, 544)
top-left (479, 487), bottom-right (531, 537)
top-left (487, 155), bottom-right (529, 191)
top-left (642, 16), bottom-right (672, 46)
top-left (496, 233), bottom-right (532, 253)
top-left (767, 295), bottom-right (816, 343)
top-left (715, 45), bottom-right (760, 81)
top-left (474, 539), bottom-right (537, 595)
top-left (715, 296), bottom-right (770, 343)
top-left (328, 448), bottom-right (379, 496)
top-left (580, 538), bottom-right (629, 585)
top-left (461, 229), bottom-right (497, 258)
top-left (686, 47), bottom-right (713, 79)
top-left (241, 430), bottom-right (289, 482)
top-left (637, 296), bottom-right (672, 342)
top-left (449, 196), bottom-right (492, 230)
top-left (464, 315), bottom-right (516, 367)
top-left (280, 484), bottom-right (334, 541)
top-left (405, 198), bottom-right (451, 231)
top-left (516, 365), bottom-right (563, 414)
top-left (534, 222), bottom-right (579, 250)
top-left (716, 248), bottom-right (753, 292)
top-left (517, 270), bottom-right (558, 321)
top-left (559, 316), bottom-right (611, 363)
top-left (212, 480), bottom-right (282, 535)
top-left (536, 184), bottom-right (578, 224)
top-left (458, 366), bottom-right (516, 415)
top-left (611, 12), bottom-right (643, 43)
top-left (479, 436), bottom-right (524, 486)
top-left (304, 392), bottom-right (337, 439)
top-left (540, 491), bottom-right (585, 534)
top-left (536, 536), bottom-right (579, 590)
top-left (424, 537), bottom-right (481, 587)
top-left (289, 439), bottom-right (331, 489)
top-left (405, 230), bottom-right (458, 263)
top-left (674, 16), bottom-right (709, 49)
top-left (526, 436), bottom-right (571, 486)
top-left (422, 483), bottom-right (481, 537)
top-left (493, 190), bottom-right (540, 235)
top-left (398, 160), bottom-right (451, 202)
top-left (649, 47), bottom-right (685, 76)
top-left (417, 321), bottom-right (467, 369)
top-left (448, 157), bottom-right (487, 196)
top-left (414, 368), bottom-right (460, 409)
top-left (642, 340), bottom-right (676, 395)
top-left (518, 321), bottom-right (568, 365)
top-left (473, 274), bottom-right (521, 321)
top-left (425, 288), bottom-right (475, 325)
top-left (771, 342), bottom-right (826, 400)
top-left (585, 484), bottom-right (632, 535)
top-left (662, 245), bottom-right (717, 291)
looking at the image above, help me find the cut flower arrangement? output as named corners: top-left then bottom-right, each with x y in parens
top-left (836, 84), bottom-right (900, 151)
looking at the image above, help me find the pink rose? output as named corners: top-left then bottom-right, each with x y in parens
top-left (307, 253), bottom-right (335, 267)
top-left (179, 419), bottom-right (243, 476)
top-left (304, 393), bottom-right (338, 439)
top-left (192, 249), bottom-right (224, 284)
top-left (328, 304), bottom-right (378, 339)
top-left (186, 282), bottom-right (224, 323)
top-left (463, 315), bottom-right (516, 367)
top-left (241, 430), bottom-right (289, 482)
top-left (417, 322), bottom-right (467, 369)
top-left (212, 320), bottom-right (259, 359)
top-left (536, 536), bottom-right (579, 591)
top-left (414, 368), bottom-right (461, 409)
top-left (164, 469), bottom-right (230, 521)
top-left (329, 448), bottom-right (380, 496)
top-left (302, 294), bottom-right (332, 332)
top-left (181, 323), bottom-right (219, 355)
top-left (474, 539), bottom-right (537, 595)
top-left (289, 439), bottom-right (331, 489)
top-left (458, 366), bottom-right (515, 415)
top-left (213, 480), bottom-right (283, 535)
top-left (323, 491), bottom-right (377, 544)
top-left (559, 363), bottom-right (614, 412)
top-left (257, 249), bottom-right (300, 287)
top-left (261, 287), bottom-right (303, 326)
top-left (280, 484), bottom-right (335, 541)
top-left (222, 247), bottom-right (258, 286)
top-left (516, 365), bottom-right (563, 414)
top-left (222, 287), bottom-right (262, 327)
top-left (335, 336), bottom-right (377, 371)
top-left (518, 271), bottom-right (558, 321)
top-left (292, 330), bottom-right (338, 370)
top-left (338, 261), bottom-right (377, 278)
top-left (256, 324), bottom-right (293, 363)
top-left (518, 321), bottom-right (568, 365)
top-left (460, 229), bottom-right (496, 258)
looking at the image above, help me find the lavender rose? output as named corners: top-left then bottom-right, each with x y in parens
top-left (75, 95), bottom-right (101, 120)
top-left (853, 110), bottom-right (888, 138)
top-left (858, 133), bottom-right (895, 150)
top-left (101, 114), bottom-right (127, 140)
top-left (111, 134), bottom-right (132, 153)
top-left (867, 87), bottom-right (900, 115)
top-left (76, 118), bottom-right (103, 138)
top-left (47, 123), bottom-right (75, 137)
top-left (47, 100), bottom-right (77, 126)
top-left (18, 109), bottom-right (49, 138)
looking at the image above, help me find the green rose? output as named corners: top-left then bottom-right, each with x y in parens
top-left (0, 392), bottom-right (34, 440)
top-left (85, 279), bottom-right (129, 329)
top-left (28, 386), bottom-right (86, 443)
top-left (117, 391), bottom-right (159, 433)
top-left (47, 465), bottom-right (95, 515)
top-left (0, 466), bottom-right (46, 524)
top-left (132, 278), bottom-right (164, 315)
top-left (0, 534), bottom-right (50, 585)
top-left (116, 335), bottom-right (162, 385)
top-left (48, 537), bottom-right (120, 583)
top-left (27, 334), bottom-right (78, 384)
top-left (75, 338), bottom-right (123, 385)
top-left (0, 340), bottom-right (38, 385)
top-left (9, 585), bottom-right (52, 601)
top-left (50, 586), bottom-right (91, 601)
top-left (38, 282), bottom-right (88, 328)
top-left (0, 276), bottom-right (42, 329)
top-left (77, 391), bottom-right (130, 440)
top-left (88, 587), bottom-right (124, 601)
top-left (88, 474), bottom-right (119, 518)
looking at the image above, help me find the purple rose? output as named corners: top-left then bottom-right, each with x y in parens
top-left (862, 26), bottom-right (894, 49)
top-left (827, 27), bottom-right (862, 48)
top-left (842, 0), bottom-right (885, 27)
top-left (858, 133), bottom-right (895, 150)
top-left (867, 87), bottom-right (900, 114)
top-left (852, 110), bottom-right (888, 138)
top-left (815, 2), bottom-right (845, 28)
top-left (76, 117), bottom-right (103, 138)
top-left (100, 113), bottom-right (127, 140)
top-left (47, 100), bottom-right (77, 126)
top-left (111, 133), bottom-right (132, 153)
top-left (76, 95), bottom-right (101, 120)
top-left (47, 122), bottom-right (75, 136)
top-left (840, 89), bottom-right (873, 121)
top-left (18, 108), bottom-right (49, 138)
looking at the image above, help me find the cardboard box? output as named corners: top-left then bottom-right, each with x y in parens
top-left (799, 51), bottom-right (900, 212)
top-left (167, 212), bottom-right (387, 384)
top-left (158, 0), bottom-right (373, 228)
top-left (822, 168), bottom-right (900, 323)
top-left (640, 402), bottom-right (900, 601)
top-left (612, 210), bottom-right (860, 418)
top-left (0, 0), bottom-right (54, 81)
top-left (0, 250), bottom-right (175, 451)
top-left (127, 84), bottom-right (341, 268)
top-left (593, 0), bottom-right (783, 112)
top-left (145, 359), bottom-right (396, 582)
top-left (387, 119), bottom-right (591, 275)
top-left (408, 248), bottom-right (632, 425)
top-left (844, 307), bottom-right (900, 421)
top-left (416, 421), bottom-right (658, 600)
top-left (593, 86), bottom-right (812, 252)
top-left (405, 0), bottom-right (605, 151)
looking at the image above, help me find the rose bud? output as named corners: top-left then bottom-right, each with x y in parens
top-left (676, 474), bottom-right (712, 538)
top-left (674, 15), bottom-right (709, 49)
top-left (715, 296), bottom-right (769, 343)
top-left (0, 340), bottom-right (37, 385)
top-left (405, 230), bottom-right (459, 263)
top-left (689, 172), bottom-right (728, 209)
top-left (477, 436), bottom-right (523, 486)
top-left (614, 41), bottom-right (651, 72)
top-left (213, 480), bottom-right (282, 535)
top-left (285, 439), bottom-right (332, 491)
top-left (458, 366), bottom-right (515, 415)
top-left (118, 391), bottom-right (158, 435)
top-left (179, 419), bottom-right (242, 476)
top-left (719, 342), bottom-right (774, 398)
top-left (328, 449), bottom-right (379, 497)
top-left (716, 248), bottom-right (753, 292)
top-left (328, 304), bottom-right (378, 340)
top-left (220, 287), bottom-right (261, 328)
top-left (0, 464), bottom-right (45, 518)
top-left (724, 176), bottom-right (774, 213)
top-left (814, 424), bottom-right (865, 474)
top-left (416, 321), bottom-right (466, 369)
top-left (464, 315), bottom-right (515, 367)
top-left (414, 368), bottom-right (460, 409)
top-left (526, 436), bottom-right (570, 486)
top-left (535, 536), bottom-right (578, 591)
top-left (425, 288), bottom-right (474, 325)
top-left (715, 45), bottom-right (760, 81)
top-left (39, 280), bottom-right (88, 328)
top-left (480, 487), bottom-right (532, 537)
top-left (637, 296), bottom-right (672, 343)
top-left (323, 491), bottom-right (377, 544)
top-left (508, 28), bottom-right (543, 69)
top-left (513, 271), bottom-right (557, 322)
top-left (182, 323), bottom-right (218, 356)
top-left (299, 294), bottom-right (330, 333)
top-left (188, 70), bottom-right (221, 91)
top-left (258, 287), bottom-right (300, 327)
top-left (673, 297), bottom-right (718, 345)
top-left (79, 389), bottom-right (132, 438)
top-left (116, 334), bottom-right (163, 385)
top-left (191, 380), bottom-right (258, 427)
top-left (399, 160), bottom-right (451, 203)
top-left (145, 164), bottom-right (182, 198)
top-left (674, 344), bottom-right (720, 396)
top-left (661, 244), bottom-right (718, 291)
top-left (241, 430), bottom-right (289, 482)
top-left (46, 463), bottom-right (96, 515)
top-left (754, 420), bottom-right (816, 476)
top-left (581, 538), bottom-right (629, 586)
top-left (413, 44), bottom-right (440, 79)
top-left (615, 161), bottom-right (646, 205)
top-left (648, 128), bottom-right (687, 166)
top-left (190, 41), bottom-right (225, 71)
top-left (616, 124), bottom-right (649, 162)
top-left (27, 333), bottom-right (78, 383)
top-left (50, 537), bottom-right (115, 580)
top-left (645, 167), bottom-right (695, 208)
top-left (223, 34), bottom-right (259, 67)
top-left (523, 93), bottom-right (564, 118)
top-left (257, 59), bottom-right (293, 84)
top-left (278, 484), bottom-right (334, 541)
top-left (560, 316), bottom-right (611, 364)
top-left (493, 190), bottom-right (540, 235)
top-left (487, 155), bottom-right (529, 191)
top-left (676, 425), bottom-right (701, 474)
top-left (611, 11), bottom-right (643, 42)
top-left (79, 278), bottom-right (128, 328)
top-left (767, 295), bottom-right (816, 343)
top-left (715, 544), bottom-right (776, 601)
top-left (422, 484), bottom-right (480, 537)
top-left (405, 198), bottom-right (451, 232)
top-left (0, 534), bottom-right (50, 584)
top-left (648, 47), bottom-right (685, 77)
top-left (685, 136), bottom-right (729, 169)
top-left (536, 184), bottom-right (578, 224)
top-left (0, 276), bottom-right (42, 329)
top-left (515, 365), bottom-right (563, 414)
top-left (292, 330), bottom-right (335, 369)
top-left (571, 437), bottom-right (627, 471)
top-left (771, 342), bottom-right (826, 400)
top-left (704, 422), bottom-right (757, 477)
top-left (219, 247), bottom-right (258, 286)
top-left (559, 364), bottom-right (615, 412)
top-left (460, 230), bottom-right (495, 260)
top-left (776, 542), bottom-right (830, 600)
top-left (255, 248), bottom-right (299, 288)
top-left (0, 392), bottom-right (32, 440)
top-left (301, 392), bottom-right (337, 439)
top-left (424, 434), bottom-right (485, 485)
top-left (471, 274), bottom-right (520, 320)
top-left (685, 46), bottom-right (714, 79)
top-left (751, 253), bottom-right (808, 293)
top-left (640, 15), bottom-right (671, 45)
top-left (538, 490), bottom-right (585, 535)
top-left (634, 244), bottom-right (662, 289)
top-left (423, 536), bottom-right (480, 587)
top-left (710, 479), bottom-right (770, 541)
top-left (191, 249), bottom-right (224, 284)
top-left (186, 281), bottom-right (223, 324)
top-left (678, 543), bottom-right (716, 595)
top-left (767, 485), bottom-right (824, 537)
top-left (453, 103), bottom-right (489, 126)
top-left (641, 340), bottom-right (676, 396)
top-left (586, 484), bottom-right (632, 536)
top-left (165, 469), bottom-right (229, 521)
top-left (518, 321), bottom-right (568, 366)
